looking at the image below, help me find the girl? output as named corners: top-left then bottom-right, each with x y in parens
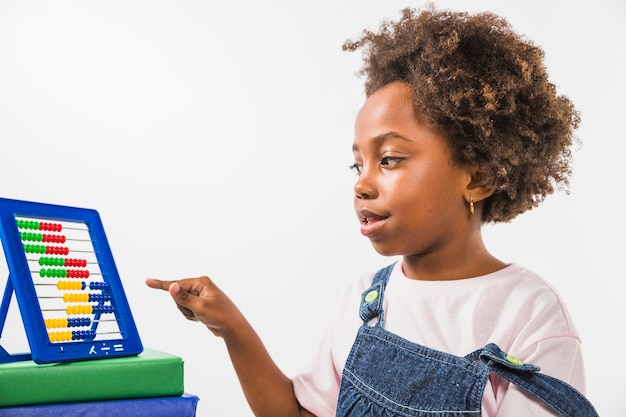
top-left (147, 6), bottom-right (597, 417)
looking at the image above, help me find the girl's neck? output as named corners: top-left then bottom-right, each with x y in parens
top-left (401, 238), bottom-right (507, 281)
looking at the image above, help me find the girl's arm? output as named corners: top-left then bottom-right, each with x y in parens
top-left (146, 277), bottom-right (315, 417)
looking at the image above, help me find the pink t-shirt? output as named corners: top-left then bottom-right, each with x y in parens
top-left (293, 263), bottom-right (586, 416)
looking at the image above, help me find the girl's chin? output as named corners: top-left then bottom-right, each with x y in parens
top-left (368, 241), bottom-right (402, 258)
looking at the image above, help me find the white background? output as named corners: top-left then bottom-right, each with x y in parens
top-left (0, 1), bottom-right (624, 416)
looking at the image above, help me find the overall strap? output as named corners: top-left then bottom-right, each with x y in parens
top-left (474, 344), bottom-right (599, 417)
top-left (359, 262), bottom-right (396, 326)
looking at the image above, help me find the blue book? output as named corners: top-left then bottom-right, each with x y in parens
top-left (0, 393), bottom-right (199, 417)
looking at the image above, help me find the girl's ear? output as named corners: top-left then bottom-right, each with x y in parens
top-left (464, 165), bottom-right (496, 203)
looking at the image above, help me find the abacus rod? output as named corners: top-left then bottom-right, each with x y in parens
top-left (40, 308), bottom-right (116, 312)
top-left (31, 271), bottom-right (103, 276)
top-left (37, 296), bottom-right (112, 299)
top-left (45, 318), bottom-right (119, 324)
top-left (61, 226), bottom-right (88, 231)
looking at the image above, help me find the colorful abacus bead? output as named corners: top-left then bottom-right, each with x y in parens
top-left (66, 269), bottom-right (90, 278)
top-left (65, 305), bottom-right (115, 315)
top-left (20, 232), bottom-right (42, 242)
top-left (45, 245), bottom-right (69, 255)
top-left (45, 317), bottom-right (92, 328)
top-left (42, 233), bottom-right (66, 243)
top-left (16, 219), bottom-right (40, 230)
top-left (45, 318), bottom-right (69, 329)
top-left (24, 245), bottom-right (69, 255)
top-left (63, 293), bottom-right (90, 303)
top-left (40, 268), bottom-right (67, 278)
top-left (16, 219), bottom-right (62, 232)
top-left (72, 330), bottom-right (96, 340)
top-left (57, 281), bottom-right (85, 290)
top-left (38, 221), bottom-right (63, 232)
top-left (40, 268), bottom-right (90, 278)
top-left (62, 293), bottom-right (111, 303)
top-left (89, 282), bottom-right (109, 290)
top-left (93, 305), bottom-right (115, 314)
top-left (19, 232), bottom-right (66, 243)
top-left (67, 317), bottom-right (91, 327)
top-left (88, 294), bottom-right (111, 302)
top-left (48, 330), bottom-right (96, 342)
top-left (65, 258), bottom-right (88, 267)
top-left (48, 331), bottom-right (73, 342)
top-left (66, 305), bottom-right (94, 315)
top-left (23, 244), bottom-right (46, 254)
top-left (40, 257), bottom-right (65, 267)
top-left (39, 257), bottom-right (88, 268)
top-left (56, 281), bottom-right (107, 290)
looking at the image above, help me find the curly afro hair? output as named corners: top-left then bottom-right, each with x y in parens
top-left (343, 5), bottom-right (580, 223)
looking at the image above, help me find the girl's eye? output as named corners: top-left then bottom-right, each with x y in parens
top-left (349, 163), bottom-right (362, 175)
top-left (380, 156), bottom-right (402, 167)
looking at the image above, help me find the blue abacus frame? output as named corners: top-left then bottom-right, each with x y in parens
top-left (0, 197), bottom-right (142, 364)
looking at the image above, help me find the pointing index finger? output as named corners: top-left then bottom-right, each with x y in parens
top-left (145, 278), bottom-right (176, 291)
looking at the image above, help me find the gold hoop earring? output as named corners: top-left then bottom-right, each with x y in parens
top-left (469, 195), bottom-right (475, 214)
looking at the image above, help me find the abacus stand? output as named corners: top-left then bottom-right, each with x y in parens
top-left (0, 277), bottom-right (32, 362)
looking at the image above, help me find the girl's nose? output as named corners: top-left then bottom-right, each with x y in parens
top-left (354, 169), bottom-right (377, 200)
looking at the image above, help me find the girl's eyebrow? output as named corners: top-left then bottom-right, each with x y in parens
top-left (352, 131), bottom-right (412, 151)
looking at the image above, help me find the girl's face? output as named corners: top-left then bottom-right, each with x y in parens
top-left (351, 81), bottom-right (474, 259)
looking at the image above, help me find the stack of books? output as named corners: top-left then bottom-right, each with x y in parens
top-left (0, 348), bottom-right (198, 416)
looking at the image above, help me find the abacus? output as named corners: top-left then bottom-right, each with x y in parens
top-left (0, 197), bottom-right (142, 364)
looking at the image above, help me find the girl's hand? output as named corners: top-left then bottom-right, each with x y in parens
top-left (147, 276), bottom-right (316, 417)
top-left (145, 276), bottom-right (243, 337)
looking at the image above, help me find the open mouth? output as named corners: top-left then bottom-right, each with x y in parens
top-left (359, 209), bottom-right (388, 224)
top-left (358, 209), bottom-right (388, 237)
top-left (361, 215), bottom-right (385, 224)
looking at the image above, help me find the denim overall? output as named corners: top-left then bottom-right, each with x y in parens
top-left (335, 263), bottom-right (599, 417)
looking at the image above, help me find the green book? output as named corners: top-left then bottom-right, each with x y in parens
top-left (0, 348), bottom-right (184, 407)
